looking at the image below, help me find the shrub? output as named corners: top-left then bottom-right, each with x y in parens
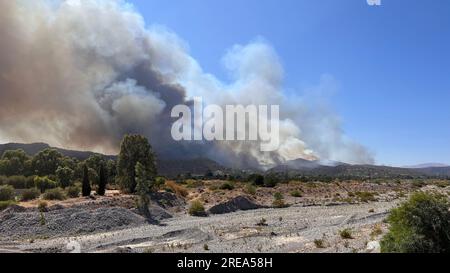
top-left (273, 192), bottom-right (288, 208)
top-left (0, 200), bottom-right (16, 211)
top-left (38, 200), bottom-right (48, 212)
top-left (21, 188), bottom-right (41, 201)
top-left (340, 229), bottom-right (354, 239)
top-left (66, 186), bottom-right (81, 198)
top-left (381, 192), bottom-right (450, 253)
top-left (354, 192), bottom-right (377, 203)
top-left (263, 175), bottom-right (280, 188)
top-left (188, 200), bottom-right (206, 217)
top-left (154, 177), bottom-right (166, 189)
top-left (34, 176), bottom-right (58, 193)
top-left (42, 188), bottom-right (66, 201)
top-left (219, 181), bottom-right (235, 191)
top-left (290, 190), bottom-right (303, 198)
top-left (166, 181), bottom-right (188, 197)
top-left (257, 218), bottom-right (268, 226)
top-left (248, 174), bottom-right (264, 186)
top-left (244, 184), bottom-right (257, 195)
top-left (5, 176), bottom-right (35, 189)
top-left (314, 239), bottom-right (326, 248)
top-left (0, 185), bottom-right (15, 201)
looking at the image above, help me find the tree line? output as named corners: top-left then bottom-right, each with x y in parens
top-left (0, 135), bottom-right (157, 196)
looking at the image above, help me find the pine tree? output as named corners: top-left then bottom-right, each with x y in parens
top-left (82, 165), bottom-right (91, 197)
top-left (97, 163), bottom-right (107, 196)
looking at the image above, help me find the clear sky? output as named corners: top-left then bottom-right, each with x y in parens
top-left (128, 0), bottom-right (450, 167)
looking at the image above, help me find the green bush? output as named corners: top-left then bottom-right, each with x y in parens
top-left (0, 200), bottom-right (16, 211)
top-left (0, 176), bottom-right (35, 189)
top-left (21, 188), bottom-right (41, 201)
top-left (34, 176), bottom-right (58, 193)
top-left (248, 174), bottom-right (264, 186)
top-left (219, 181), bottom-right (235, 191)
top-left (244, 184), bottom-right (257, 195)
top-left (381, 192), bottom-right (450, 253)
top-left (42, 188), bottom-right (66, 201)
top-left (290, 190), bottom-right (303, 198)
top-left (66, 186), bottom-right (81, 198)
top-left (273, 192), bottom-right (288, 208)
top-left (340, 228), bottom-right (354, 239)
top-left (188, 200), bottom-right (206, 217)
top-left (0, 185), bottom-right (15, 201)
top-left (263, 175), bottom-right (280, 188)
top-left (38, 200), bottom-right (48, 212)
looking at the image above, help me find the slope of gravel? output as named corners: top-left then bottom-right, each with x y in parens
top-left (0, 207), bottom-right (147, 240)
top-left (208, 196), bottom-right (263, 214)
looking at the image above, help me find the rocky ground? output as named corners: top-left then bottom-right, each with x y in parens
top-left (0, 180), bottom-right (449, 253)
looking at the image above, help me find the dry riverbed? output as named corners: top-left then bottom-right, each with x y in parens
top-left (1, 180), bottom-right (449, 253)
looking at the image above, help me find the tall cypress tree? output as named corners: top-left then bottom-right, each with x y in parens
top-left (97, 163), bottom-right (107, 196)
top-left (82, 165), bottom-right (91, 197)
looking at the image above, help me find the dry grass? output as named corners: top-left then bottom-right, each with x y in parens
top-left (165, 181), bottom-right (188, 197)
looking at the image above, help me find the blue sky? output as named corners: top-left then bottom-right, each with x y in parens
top-left (128, 0), bottom-right (450, 166)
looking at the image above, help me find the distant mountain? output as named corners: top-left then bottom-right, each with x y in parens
top-left (0, 142), bottom-right (114, 161)
top-left (403, 163), bottom-right (449, 169)
top-left (414, 166), bottom-right (450, 177)
top-left (157, 158), bottom-right (229, 178)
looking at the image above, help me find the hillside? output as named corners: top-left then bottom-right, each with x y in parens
top-left (0, 143), bottom-right (228, 178)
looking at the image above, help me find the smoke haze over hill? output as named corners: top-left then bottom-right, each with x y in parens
top-left (0, 0), bottom-right (374, 169)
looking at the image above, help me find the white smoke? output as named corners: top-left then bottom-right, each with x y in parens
top-left (0, 0), bottom-right (374, 168)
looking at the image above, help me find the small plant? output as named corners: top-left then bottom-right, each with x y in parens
top-left (219, 181), bottom-right (235, 191)
top-left (244, 184), bottom-right (257, 195)
top-left (42, 188), bottom-right (66, 201)
top-left (314, 239), bottom-right (326, 248)
top-left (66, 186), bottom-right (81, 198)
top-left (257, 218), bottom-right (268, 226)
top-left (39, 212), bottom-right (46, 226)
top-left (0, 185), bottom-right (15, 201)
top-left (38, 200), bottom-right (48, 212)
top-left (370, 224), bottom-right (383, 238)
top-left (354, 192), bottom-right (377, 203)
top-left (290, 190), bottom-right (303, 198)
top-left (188, 200), bottom-right (206, 217)
top-left (340, 228), bottom-right (354, 239)
top-left (21, 188), bottom-right (41, 201)
top-left (273, 192), bottom-right (288, 208)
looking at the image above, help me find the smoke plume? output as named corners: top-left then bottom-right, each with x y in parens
top-left (0, 0), bottom-right (374, 168)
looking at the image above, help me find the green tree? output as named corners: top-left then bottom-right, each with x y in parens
top-left (0, 149), bottom-right (30, 176)
top-left (55, 166), bottom-right (75, 188)
top-left (106, 160), bottom-right (117, 184)
top-left (97, 164), bottom-right (107, 196)
top-left (82, 165), bottom-right (91, 197)
top-left (34, 176), bottom-right (58, 194)
top-left (135, 162), bottom-right (154, 213)
top-left (31, 149), bottom-right (63, 176)
top-left (381, 192), bottom-right (450, 253)
top-left (116, 135), bottom-right (156, 193)
top-left (85, 154), bottom-right (106, 185)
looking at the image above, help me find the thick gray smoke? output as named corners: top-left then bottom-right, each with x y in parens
top-left (0, 0), bottom-right (374, 168)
